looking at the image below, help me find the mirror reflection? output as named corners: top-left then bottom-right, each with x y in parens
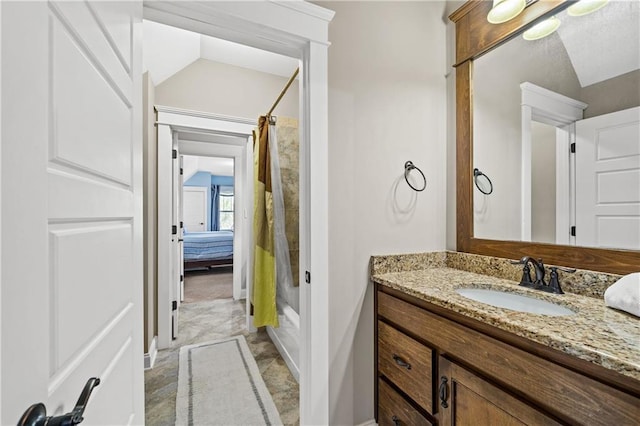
top-left (473, 0), bottom-right (640, 250)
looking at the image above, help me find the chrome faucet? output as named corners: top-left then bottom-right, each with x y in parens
top-left (510, 257), bottom-right (575, 294)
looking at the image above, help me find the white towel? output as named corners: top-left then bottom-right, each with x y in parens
top-left (604, 273), bottom-right (640, 318)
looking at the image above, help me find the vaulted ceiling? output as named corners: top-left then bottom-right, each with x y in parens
top-left (142, 19), bottom-right (299, 86)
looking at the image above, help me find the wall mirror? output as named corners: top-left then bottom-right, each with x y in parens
top-left (473, 1), bottom-right (640, 250)
top-left (451, 0), bottom-right (640, 274)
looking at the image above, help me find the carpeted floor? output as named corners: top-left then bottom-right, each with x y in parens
top-left (183, 266), bottom-right (233, 302)
top-left (145, 270), bottom-right (299, 425)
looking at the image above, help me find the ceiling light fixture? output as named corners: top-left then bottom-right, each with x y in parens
top-left (567, 0), bottom-right (609, 17)
top-left (487, 0), bottom-right (527, 24)
top-left (523, 16), bottom-right (561, 41)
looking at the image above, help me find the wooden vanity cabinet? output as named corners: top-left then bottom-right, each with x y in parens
top-left (375, 285), bottom-right (640, 425)
top-left (438, 358), bottom-right (560, 426)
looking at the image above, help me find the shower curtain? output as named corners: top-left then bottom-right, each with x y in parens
top-left (252, 116), bottom-right (294, 328)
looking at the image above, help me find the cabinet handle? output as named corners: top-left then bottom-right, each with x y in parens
top-left (391, 415), bottom-right (401, 426)
top-left (439, 376), bottom-right (449, 408)
top-left (392, 354), bottom-right (412, 370)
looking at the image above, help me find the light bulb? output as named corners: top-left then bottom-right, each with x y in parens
top-left (487, 0), bottom-right (527, 24)
top-left (567, 0), bottom-right (609, 17)
top-left (523, 16), bottom-right (561, 41)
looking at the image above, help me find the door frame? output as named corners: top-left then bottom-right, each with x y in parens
top-left (182, 186), bottom-right (208, 232)
top-left (520, 82), bottom-right (587, 243)
top-left (179, 131), bottom-right (250, 303)
top-left (144, 3), bottom-right (334, 423)
top-left (156, 106), bottom-right (254, 347)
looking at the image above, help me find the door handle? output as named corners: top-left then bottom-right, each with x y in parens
top-left (18, 377), bottom-right (100, 426)
top-left (439, 376), bottom-right (449, 408)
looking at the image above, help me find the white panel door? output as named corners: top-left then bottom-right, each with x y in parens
top-left (183, 187), bottom-right (208, 232)
top-left (575, 106), bottom-right (640, 249)
top-left (1, 1), bottom-right (143, 424)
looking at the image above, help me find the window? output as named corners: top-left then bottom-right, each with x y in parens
top-left (219, 186), bottom-right (234, 230)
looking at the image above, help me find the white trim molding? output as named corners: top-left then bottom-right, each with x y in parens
top-left (144, 2), bottom-right (334, 424)
top-left (156, 108), bottom-right (255, 349)
top-left (520, 82), bottom-right (587, 241)
top-left (144, 337), bottom-right (158, 370)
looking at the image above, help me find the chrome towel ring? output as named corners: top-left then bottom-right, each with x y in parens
top-left (404, 161), bottom-right (426, 192)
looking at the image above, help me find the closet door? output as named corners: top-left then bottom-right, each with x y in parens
top-left (183, 186), bottom-right (208, 232)
top-left (1, 1), bottom-right (144, 423)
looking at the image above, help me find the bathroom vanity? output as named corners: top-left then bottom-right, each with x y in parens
top-left (379, 1), bottom-right (640, 422)
top-left (372, 252), bottom-right (640, 425)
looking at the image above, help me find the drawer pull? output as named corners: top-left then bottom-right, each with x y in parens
top-left (439, 376), bottom-right (449, 408)
top-left (391, 415), bottom-right (401, 426)
top-left (392, 354), bottom-right (412, 370)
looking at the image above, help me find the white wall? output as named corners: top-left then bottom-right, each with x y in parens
top-left (316, 1), bottom-right (448, 423)
top-left (155, 58), bottom-right (299, 119)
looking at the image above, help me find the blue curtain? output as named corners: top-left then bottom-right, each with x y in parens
top-left (210, 184), bottom-right (220, 231)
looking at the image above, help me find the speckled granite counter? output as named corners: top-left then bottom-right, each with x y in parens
top-left (371, 252), bottom-right (640, 382)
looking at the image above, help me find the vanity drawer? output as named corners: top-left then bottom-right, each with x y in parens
top-left (378, 379), bottom-right (432, 426)
top-left (378, 320), bottom-right (434, 413)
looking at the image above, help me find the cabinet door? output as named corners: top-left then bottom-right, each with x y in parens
top-left (438, 358), bottom-right (561, 426)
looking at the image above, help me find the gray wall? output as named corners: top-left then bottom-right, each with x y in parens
top-left (531, 121), bottom-right (556, 244)
top-left (142, 72), bottom-right (157, 353)
top-left (155, 58), bottom-right (299, 119)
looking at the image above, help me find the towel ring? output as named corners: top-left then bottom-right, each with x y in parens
top-left (404, 161), bottom-right (426, 192)
top-left (473, 168), bottom-right (493, 195)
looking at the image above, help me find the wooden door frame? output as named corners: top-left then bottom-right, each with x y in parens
top-left (182, 186), bottom-right (208, 232)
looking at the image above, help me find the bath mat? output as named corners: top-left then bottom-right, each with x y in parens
top-left (175, 335), bottom-right (283, 426)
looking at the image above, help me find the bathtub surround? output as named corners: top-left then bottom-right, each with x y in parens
top-left (266, 116), bottom-right (301, 382)
top-left (277, 117), bottom-right (301, 291)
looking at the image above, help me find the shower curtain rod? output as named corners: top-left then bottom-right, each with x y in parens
top-left (267, 67), bottom-right (299, 117)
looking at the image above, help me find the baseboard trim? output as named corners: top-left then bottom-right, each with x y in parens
top-left (239, 289), bottom-right (247, 300)
top-left (355, 420), bottom-right (376, 426)
top-left (144, 336), bottom-right (158, 370)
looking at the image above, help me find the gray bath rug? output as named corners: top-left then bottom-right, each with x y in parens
top-left (175, 335), bottom-right (283, 426)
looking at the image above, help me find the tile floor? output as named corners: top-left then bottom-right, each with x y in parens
top-left (144, 272), bottom-right (299, 425)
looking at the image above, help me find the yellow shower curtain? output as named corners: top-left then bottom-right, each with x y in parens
top-left (252, 116), bottom-right (279, 328)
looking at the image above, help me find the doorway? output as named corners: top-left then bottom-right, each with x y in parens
top-left (142, 2), bottom-right (334, 423)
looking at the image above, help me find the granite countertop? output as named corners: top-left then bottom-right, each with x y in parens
top-left (372, 263), bottom-right (640, 382)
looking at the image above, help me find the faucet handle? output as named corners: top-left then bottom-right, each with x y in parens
top-left (510, 258), bottom-right (534, 287)
top-left (554, 266), bottom-right (576, 273)
top-left (546, 266), bottom-right (574, 294)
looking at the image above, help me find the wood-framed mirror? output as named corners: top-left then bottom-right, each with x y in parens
top-left (450, 0), bottom-right (640, 275)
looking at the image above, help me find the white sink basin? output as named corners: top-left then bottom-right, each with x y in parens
top-left (456, 288), bottom-right (575, 316)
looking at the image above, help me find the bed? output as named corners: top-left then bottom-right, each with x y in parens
top-left (183, 230), bottom-right (234, 269)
